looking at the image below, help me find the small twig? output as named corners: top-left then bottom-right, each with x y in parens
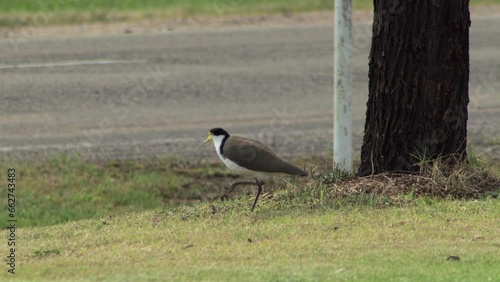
top-left (311, 166), bottom-right (320, 177)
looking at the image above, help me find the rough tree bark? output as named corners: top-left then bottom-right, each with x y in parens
top-left (358, 0), bottom-right (470, 176)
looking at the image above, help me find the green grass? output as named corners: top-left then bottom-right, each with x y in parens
top-left (1, 154), bottom-right (499, 280)
top-left (0, 154), bottom-right (242, 228)
top-left (2, 198), bottom-right (499, 281)
top-left (1, 0), bottom-right (499, 28)
top-left (1, 0), bottom-right (498, 14)
top-left (1, 153), bottom-right (498, 229)
top-left (0, 0), bottom-right (334, 27)
top-left (2, 0), bottom-right (333, 13)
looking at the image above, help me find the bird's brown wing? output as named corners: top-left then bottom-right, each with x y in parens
top-left (223, 136), bottom-right (307, 176)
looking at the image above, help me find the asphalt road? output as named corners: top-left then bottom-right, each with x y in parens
top-left (1, 16), bottom-right (499, 162)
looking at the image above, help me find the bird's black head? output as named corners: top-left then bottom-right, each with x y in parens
top-left (209, 127), bottom-right (230, 137)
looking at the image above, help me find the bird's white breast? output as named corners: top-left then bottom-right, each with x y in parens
top-left (212, 135), bottom-right (271, 180)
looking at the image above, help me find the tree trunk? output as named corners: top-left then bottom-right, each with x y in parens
top-left (358, 0), bottom-right (470, 176)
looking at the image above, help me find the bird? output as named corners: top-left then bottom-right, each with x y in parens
top-left (204, 127), bottom-right (307, 211)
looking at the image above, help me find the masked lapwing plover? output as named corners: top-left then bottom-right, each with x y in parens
top-left (204, 127), bottom-right (307, 211)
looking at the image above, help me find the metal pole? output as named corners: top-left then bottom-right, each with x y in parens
top-left (333, 0), bottom-right (353, 172)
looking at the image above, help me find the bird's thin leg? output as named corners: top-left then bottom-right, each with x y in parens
top-left (250, 178), bottom-right (264, 212)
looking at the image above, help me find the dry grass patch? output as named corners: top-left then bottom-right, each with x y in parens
top-left (331, 162), bottom-right (499, 199)
top-left (245, 156), bottom-right (500, 213)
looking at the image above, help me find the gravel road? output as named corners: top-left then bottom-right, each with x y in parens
top-left (1, 15), bottom-right (499, 162)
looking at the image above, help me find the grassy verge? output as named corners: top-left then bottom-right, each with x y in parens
top-left (1, 153), bottom-right (499, 229)
top-left (1, 0), bottom-right (499, 28)
top-left (1, 154), bottom-right (499, 280)
top-left (2, 198), bottom-right (499, 281)
top-left (0, 154), bottom-right (244, 228)
top-left (1, 0), bottom-right (334, 28)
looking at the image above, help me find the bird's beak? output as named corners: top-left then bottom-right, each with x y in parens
top-left (204, 133), bottom-right (213, 144)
